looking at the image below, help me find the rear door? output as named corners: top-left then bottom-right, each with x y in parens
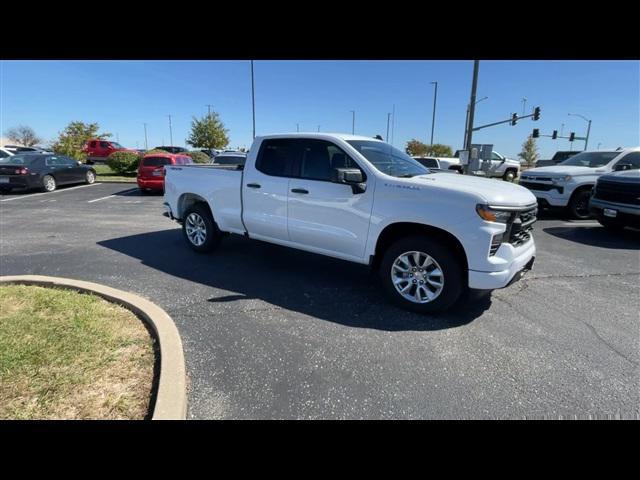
top-left (241, 138), bottom-right (298, 242)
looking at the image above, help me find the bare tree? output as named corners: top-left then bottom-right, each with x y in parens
top-left (5, 125), bottom-right (42, 147)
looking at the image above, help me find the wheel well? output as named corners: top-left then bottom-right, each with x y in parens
top-left (568, 184), bottom-right (594, 203)
top-left (371, 222), bottom-right (468, 272)
top-left (178, 193), bottom-right (211, 219)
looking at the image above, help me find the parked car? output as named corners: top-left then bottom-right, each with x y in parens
top-left (0, 153), bottom-right (96, 192)
top-left (137, 152), bottom-right (193, 193)
top-left (535, 151), bottom-right (580, 167)
top-left (519, 148), bottom-right (640, 219)
top-left (152, 146), bottom-right (189, 154)
top-left (589, 169), bottom-right (640, 230)
top-left (210, 152), bottom-right (247, 167)
top-left (199, 148), bottom-right (224, 158)
top-left (413, 156), bottom-right (463, 174)
top-left (164, 133), bottom-right (537, 314)
top-left (83, 139), bottom-right (139, 164)
top-left (454, 150), bottom-right (521, 181)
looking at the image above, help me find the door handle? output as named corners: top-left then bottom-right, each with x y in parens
top-left (291, 188), bottom-right (309, 194)
top-left (246, 183), bottom-right (261, 189)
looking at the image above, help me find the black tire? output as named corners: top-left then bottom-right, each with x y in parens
top-left (42, 174), bottom-right (56, 192)
top-left (85, 170), bottom-right (96, 184)
top-left (598, 216), bottom-right (625, 231)
top-left (379, 235), bottom-right (464, 314)
top-left (568, 188), bottom-right (593, 219)
top-left (181, 203), bottom-right (221, 253)
top-left (503, 169), bottom-right (517, 182)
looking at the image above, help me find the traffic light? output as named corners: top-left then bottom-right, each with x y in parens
top-left (533, 106), bottom-right (541, 121)
top-left (532, 129), bottom-right (540, 138)
top-left (552, 130), bottom-right (558, 140)
top-left (569, 132), bottom-right (575, 142)
top-left (511, 113), bottom-right (518, 126)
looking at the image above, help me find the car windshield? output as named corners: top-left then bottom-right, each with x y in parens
top-left (0, 154), bottom-right (38, 165)
top-left (347, 140), bottom-right (429, 178)
top-left (109, 142), bottom-right (124, 149)
top-left (560, 151), bottom-right (619, 168)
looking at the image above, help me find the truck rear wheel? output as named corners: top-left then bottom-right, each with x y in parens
top-left (182, 203), bottom-right (221, 253)
top-left (503, 169), bottom-right (517, 182)
top-left (379, 235), bottom-right (464, 314)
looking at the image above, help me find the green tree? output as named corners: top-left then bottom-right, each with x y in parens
top-left (425, 144), bottom-right (453, 157)
top-left (186, 112), bottom-right (229, 150)
top-left (406, 139), bottom-right (429, 156)
top-left (52, 121), bottom-right (111, 162)
top-left (5, 125), bottom-right (42, 146)
top-left (518, 135), bottom-right (539, 167)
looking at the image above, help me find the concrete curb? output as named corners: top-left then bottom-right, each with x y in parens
top-left (0, 275), bottom-right (187, 420)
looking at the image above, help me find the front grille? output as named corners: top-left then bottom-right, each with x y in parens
top-left (505, 206), bottom-right (537, 247)
top-left (521, 176), bottom-right (552, 182)
top-left (519, 181), bottom-right (562, 193)
top-left (594, 180), bottom-right (640, 206)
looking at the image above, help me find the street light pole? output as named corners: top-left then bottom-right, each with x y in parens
top-left (251, 60), bottom-right (256, 139)
top-left (350, 110), bottom-right (355, 134)
top-left (464, 60), bottom-right (480, 153)
top-left (430, 81), bottom-right (438, 146)
top-left (167, 115), bottom-right (173, 146)
top-left (386, 112), bottom-right (391, 142)
top-left (568, 113), bottom-right (592, 151)
top-left (296, 123), bottom-right (299, 132)
top-left (463, 96), bottom-right (488, 150)
top-left (143, 123), bottom-right (148, 150)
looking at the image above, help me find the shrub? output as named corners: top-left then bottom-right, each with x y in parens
top-left (107, 151), bottom-right (140, 174)
top-left (185, 151), bottom-right (210, 164)
top-left (145, 148), bottom-right (169, 154)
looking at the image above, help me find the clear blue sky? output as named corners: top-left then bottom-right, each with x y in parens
top-left (1, 60), bottom-right (638, 159)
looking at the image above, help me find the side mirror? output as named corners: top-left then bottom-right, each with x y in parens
top-left (332, 168), bottom-right (366, 194)
top-left (614, 163), bottom-right (631, 171)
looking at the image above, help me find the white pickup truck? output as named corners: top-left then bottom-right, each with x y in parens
top-left (164, 133), bottom-right (538, 313)
top-left (519, 148), bottom-right (640, 219)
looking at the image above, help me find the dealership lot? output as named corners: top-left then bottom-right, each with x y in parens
top-left (0, 182), bottom-right (638, 419)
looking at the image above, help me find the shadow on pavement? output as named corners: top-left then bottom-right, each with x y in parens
top-left (98, 230), bottom-right (492, 332)
top-left (543, 225), bottom-right (640, 249)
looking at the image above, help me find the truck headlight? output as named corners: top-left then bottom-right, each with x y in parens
top-left (476, 204), bottom-right (513, 224)
top-left (552, 175), bottom-right (572, 184)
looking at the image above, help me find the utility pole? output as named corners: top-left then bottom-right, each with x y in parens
top-left (205, 104), bottom-right (214, 117)
top-left (116, 133), bottom-right (119, 142)
top-left (522, 98), bottom-right (527, 116)
top-left (430, 81), bottom-right (438, 146)
top-left (464, 60), bottom-right (480, 154)
top-left (391, 104), bottom-right (396, 146)
top-left (296, 123), bottom-right (299, 132)
top-left (597, 142), bottom-right (602, 150)
top-left (568, 113), bottom-right (592, 150)
top-left (350, 110), bottom-right (355, 134)
top-left (143, 123), bottom-right (148, 150)
top-left (317, 125), bottom-right (320, 132)
top-left (251, 60), bottom-right (256, 139)
top-left (386, 112), bottom-right (391, 142)
top-left (167, 115), bottom-right (173, 146)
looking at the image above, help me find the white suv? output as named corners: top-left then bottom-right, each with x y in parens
top-left (519, 147), bottom-right (640, 219)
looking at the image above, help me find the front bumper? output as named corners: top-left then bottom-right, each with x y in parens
top-left (468, 239), bottom-right (536, 290)
top-left (589, 198), bottom-right (640, 227)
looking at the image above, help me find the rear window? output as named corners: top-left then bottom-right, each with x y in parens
top-left (0, 154), bottom-right (39, 165)
top-left (142, 156), bottom-right (171, 167)
top-left (215, 155), bottom-right (246, 166)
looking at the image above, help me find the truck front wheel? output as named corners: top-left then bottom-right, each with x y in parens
top-left (503, 169), bottom-right (517, 182)
top-left (182, 203), bottom-right (221, 253)
top-left (379, 236), bottom-right (464, 314)
top-left (568, 188), bottom-right (593, 220)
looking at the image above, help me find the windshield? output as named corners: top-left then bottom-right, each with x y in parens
top-left (560, 151), bottom-right (619, 168)
top-left (347, 140), bottom-right (429, 178)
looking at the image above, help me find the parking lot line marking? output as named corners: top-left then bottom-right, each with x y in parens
top-left (562, 222), bottom-right (601, 227)
top-left (87, 187), bottom-right (140, 203)
top-left (0, 183), bottom-right (102, 202)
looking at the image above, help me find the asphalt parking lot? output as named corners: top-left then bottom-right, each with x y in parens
top-left (1, 182), bottom-right (638, 419)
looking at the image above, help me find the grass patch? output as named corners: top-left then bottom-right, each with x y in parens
top-left (93, 164), bottom-right (137, 183)
top-left (0, 285), bottom-right (156, 419)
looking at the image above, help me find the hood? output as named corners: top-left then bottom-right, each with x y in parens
top-left (522, 165), bottom-right (603, 176)
top-left (408, 172), bottom-right (536, 207)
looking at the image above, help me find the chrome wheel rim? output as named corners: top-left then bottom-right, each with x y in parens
top-left (391, 251), bottom-right (444, 304)
top-left (86, 171), bottom-right (95, 183)
top-left (44, 176), bottom-right (55, 191)
top-left (185, 213), bottom-right (207, 246)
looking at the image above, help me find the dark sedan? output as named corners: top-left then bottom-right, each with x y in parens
top-left (0, 154), bottom-right (97, 193)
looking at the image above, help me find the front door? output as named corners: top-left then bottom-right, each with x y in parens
top-left (287, 139), bottom-right (374, 261)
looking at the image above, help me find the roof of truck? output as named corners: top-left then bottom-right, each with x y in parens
top-left (257, 133), bottom-right (384, 142)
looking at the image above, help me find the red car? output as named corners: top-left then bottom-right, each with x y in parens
top-left (83, 139), bottom-right (139, 164)
top-left (137, 152), bottom-right (192, 192)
